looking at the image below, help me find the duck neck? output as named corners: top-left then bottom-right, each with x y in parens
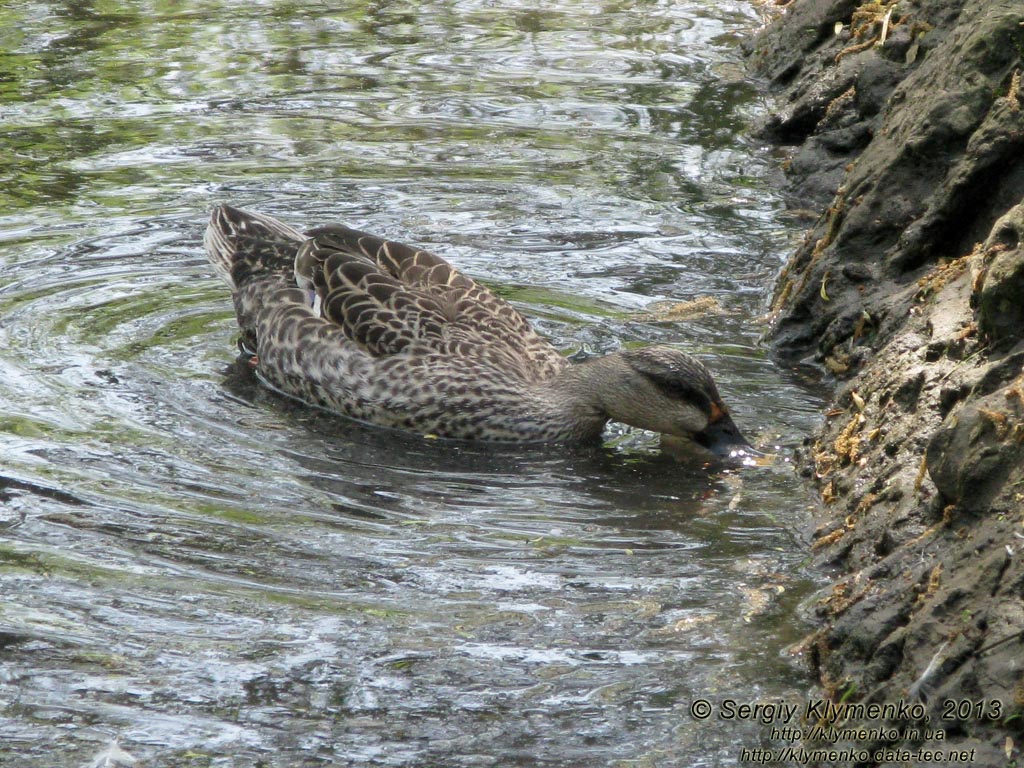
top-left (533, 354), bottom-right (632, 441)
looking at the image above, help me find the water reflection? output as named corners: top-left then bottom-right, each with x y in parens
top-left (0, 0), bottom-right (824, 766)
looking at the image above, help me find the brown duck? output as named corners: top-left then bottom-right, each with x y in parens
top-left (204, 204), bottom-right (752, 453)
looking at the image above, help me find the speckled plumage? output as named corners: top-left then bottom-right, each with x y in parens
top-left (204, 204), bottom-right (751, 449)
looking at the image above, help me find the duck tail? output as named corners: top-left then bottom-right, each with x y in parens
top-left (204, 204), bottom-right (306, 290)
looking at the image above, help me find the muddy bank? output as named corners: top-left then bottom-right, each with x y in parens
top-left (749, 0), bottom-right (1024, 763)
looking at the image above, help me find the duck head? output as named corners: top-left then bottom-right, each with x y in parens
top-left (603, 346), bottom-right (755, 458)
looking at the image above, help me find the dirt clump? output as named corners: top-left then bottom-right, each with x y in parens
top-left (749, 0), bottom-right (1024, 762)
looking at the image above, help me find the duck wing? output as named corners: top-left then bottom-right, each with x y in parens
top-left (297, 225), bottom-right (567, 379)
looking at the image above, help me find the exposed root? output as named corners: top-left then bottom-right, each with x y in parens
top-left (835, 0), bottom-right (903, 63)
top-left (813, 526), bottom-right (846, 550)
top-left (915, 252), bottom-right (970, 302)
top-left (1008, 69), bottom-right (1021, 112)
top-left (834, 412), bottom-right (866, 465)
top-left (915, 563), bottom-right (942, 606)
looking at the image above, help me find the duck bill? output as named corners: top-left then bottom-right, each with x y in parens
top-left (694, 412), bottom-right (755, 458)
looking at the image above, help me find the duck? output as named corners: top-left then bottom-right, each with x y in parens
top-left (204, 204), bottom-right (753, 453)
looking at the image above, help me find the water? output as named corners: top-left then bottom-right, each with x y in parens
top-left (0, 2), bottom-right (826, 766)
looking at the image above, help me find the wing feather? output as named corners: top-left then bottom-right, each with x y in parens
top-left (296, 224), bottom-right (566, 378)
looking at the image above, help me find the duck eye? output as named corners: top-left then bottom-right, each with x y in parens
top-left (658, 379), bottom-right (690, 397)
top-left (650, 375), bottom-right (707, 407)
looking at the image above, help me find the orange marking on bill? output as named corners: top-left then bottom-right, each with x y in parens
top-left (709, 402), bottom-right (727, 423)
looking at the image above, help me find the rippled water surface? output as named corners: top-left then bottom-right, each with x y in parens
top-left (0, 2), bottom-right (826, 766)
